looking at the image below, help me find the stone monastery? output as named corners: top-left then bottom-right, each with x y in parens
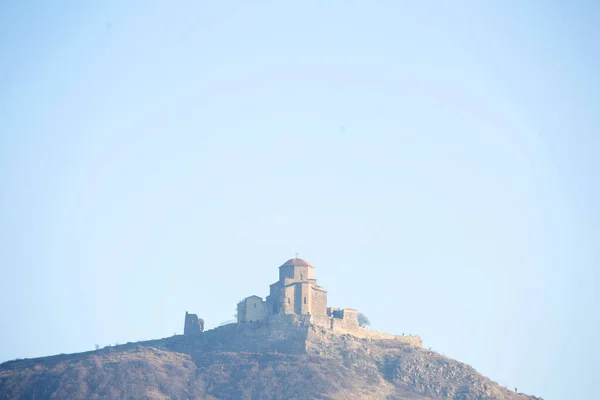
top-left (236, 257), bottom-right (359, 329)
top-left (183, 256), bottom-right (422, 345)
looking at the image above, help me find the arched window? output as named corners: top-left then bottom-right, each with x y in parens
top-left (304, 296), bottom-right (307, 304)
top-left (300, 273), bottom-right (303, 280)
top-left (288, 298), bottom-right (291, 304)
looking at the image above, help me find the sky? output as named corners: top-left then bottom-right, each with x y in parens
top-left (0, 1), bottom-right (599, 398)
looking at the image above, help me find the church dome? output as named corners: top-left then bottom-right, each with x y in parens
top-left (281, 258), bottom-right (313, 267)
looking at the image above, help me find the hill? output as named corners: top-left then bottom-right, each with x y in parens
top-left (0, 320), bottom-right (542, 400)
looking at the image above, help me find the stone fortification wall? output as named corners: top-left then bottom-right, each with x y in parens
top-left (171, 313), bottom-right (421, 359)
top-left (311, 315), bottom-right (331, 329)
top-left (331, 309), bottom-right (358, 331)
top-left (168, 314), bottom-right (312, 356)
top-left (309, 314), bottom-right (422, 346)
top-left (352, 329), bottom-right (422, 346)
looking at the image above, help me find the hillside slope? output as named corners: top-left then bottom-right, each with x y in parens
top-left (0, 327), bottom-right (542, 400)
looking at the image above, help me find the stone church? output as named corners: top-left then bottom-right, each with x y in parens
top-left (236, 257), bottom-right (356, 326)
top-left (184, 256), bottom-right (422, 345)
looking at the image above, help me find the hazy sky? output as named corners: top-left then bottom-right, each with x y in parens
top-left (1, 1), bottom-right (599, 399)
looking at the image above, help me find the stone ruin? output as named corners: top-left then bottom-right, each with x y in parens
top-left (184, 311), bottom-right (204, 335)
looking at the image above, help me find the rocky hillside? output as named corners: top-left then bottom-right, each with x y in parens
top-left (0, 325), bottom-right (542, 399)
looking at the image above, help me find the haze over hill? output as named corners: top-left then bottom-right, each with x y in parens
top-left (0, 319), bottom-right (542, 400)
top-left (0, 257), bottom-right (544, 399)
top-left (1, 2), bottom-right (598, 399)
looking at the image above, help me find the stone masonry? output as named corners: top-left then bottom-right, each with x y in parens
top-left (184, 257), bottom-right (422, 347)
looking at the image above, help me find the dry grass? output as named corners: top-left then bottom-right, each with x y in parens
top-left (0, 334), bottom-right (543, 400)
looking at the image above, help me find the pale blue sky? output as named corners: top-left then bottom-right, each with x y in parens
top-left (1, 1), bottom-right (598, 399)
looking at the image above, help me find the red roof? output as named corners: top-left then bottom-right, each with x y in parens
top-left (281, 258), bottom-right (313, 267)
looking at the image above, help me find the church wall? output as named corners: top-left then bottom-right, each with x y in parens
top-left (265, 296), bottom-right (275, 315)
top-left (279, 265), bottom-right (295, 281)
top-left (292, 266), bottom-right (312, 281)
top-left (238, 259), bottom-right (329, 320)
top-left (292, 282), bottom-right (311, 314)
top-left (311, 288), bottom-right (327, 316)
top-left (279, 264), bottom-right (315, 282)
top-left (301, 282), bottom-right (311, 314)
top-left (267, 282), bottom-right (282, 315)
top-left (284, 285), bottom-right (295, 314)
top-left (236, 302), bottom-right (247, 323)
top-left (243, 297), bottom-right (269, 323)
top-left (269, 282), bottom-right (280, 298)
top-left (294, 283), bottom-right (303, 314)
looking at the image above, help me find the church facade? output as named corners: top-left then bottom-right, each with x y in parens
top-left (236, 257), bottom-right (353, 326)
top-left (185, 256), bottom-right (422, 345)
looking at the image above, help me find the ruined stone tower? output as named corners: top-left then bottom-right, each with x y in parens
top-left (184, 312), bottom-right (204, 335)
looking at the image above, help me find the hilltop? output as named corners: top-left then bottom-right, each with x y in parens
top-left (0, 256), bottom-right (543, 399)
top-left (0, 318), bottom-right (542, 400)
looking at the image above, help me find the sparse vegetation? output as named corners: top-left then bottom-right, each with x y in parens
top-left (0, 333), bottom-right (542, 400)
top-left (357, 312), bottom-right (370, 327)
